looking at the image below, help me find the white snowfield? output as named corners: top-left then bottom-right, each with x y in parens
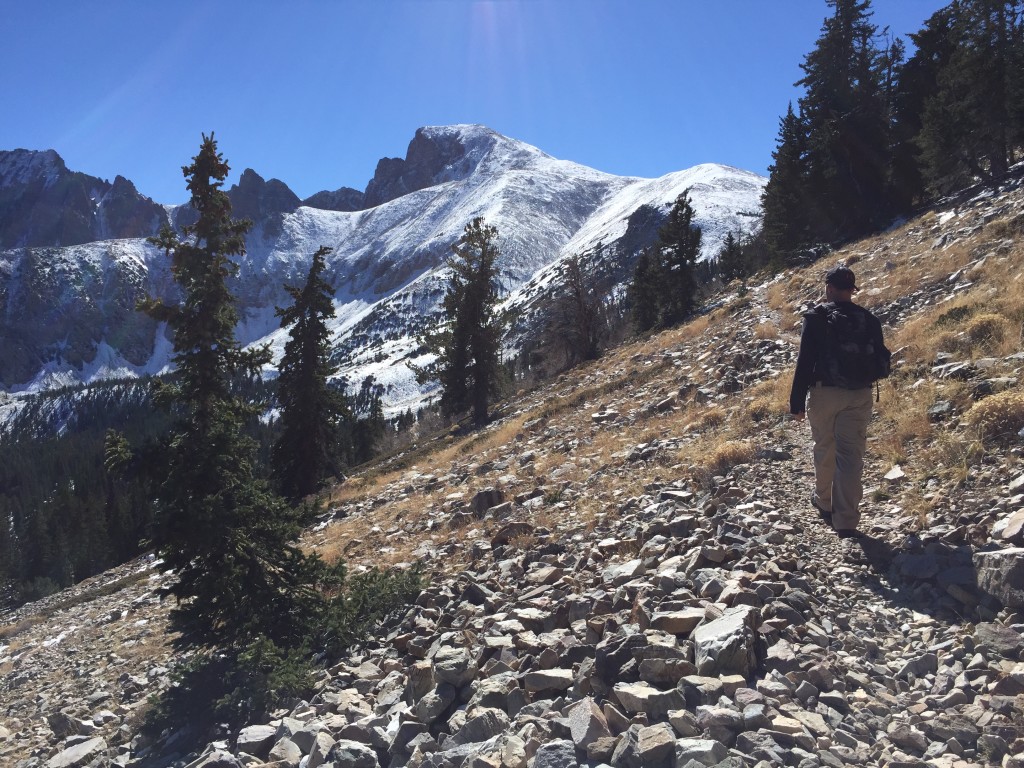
top-left (0, 125), bottom-right (765, 417)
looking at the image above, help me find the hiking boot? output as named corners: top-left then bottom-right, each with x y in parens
top-left (835, 528), bottom-right (865, 539)
top-left (811, 495), bottom-right (832, 525)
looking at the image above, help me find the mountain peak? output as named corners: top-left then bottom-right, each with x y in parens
top-left (0, 148), bottom-right (67, 189)
top-left (362, 124), bottom-right (538, 208)
top-left (227, 168), bottom-right (301, 222)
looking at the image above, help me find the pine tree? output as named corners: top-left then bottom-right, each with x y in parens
top-left (917, 0), bottom-right (1024, 193)
top-left (798, 0), bottom-right (891, 242)
top-left (716, 231), bottom-right (748, 283)
top-left (140, 134), bottom-right (318, 649)
top-left (273, 246), bottom-right (350, 501)
top-left (761, 103), bottom-right (811, 260)
top-left (628, 247), bottom-right (661, 334)
top-left (417, 218), bottom-right (508, 425)
top-left (547, 252), bottom-right (607, 366)
top-left (349, 376), bottom-right (386, 465)
top-left (656, 190), bottom-right (702, 326)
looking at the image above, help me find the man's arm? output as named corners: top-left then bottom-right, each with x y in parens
top-left (789, 311), bottom-right (821, 417)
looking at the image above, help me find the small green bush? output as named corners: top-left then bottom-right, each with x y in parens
top-left (144, 559), bottom-right (424, 750)
top-left (319, 560), bottom-right (425, 657)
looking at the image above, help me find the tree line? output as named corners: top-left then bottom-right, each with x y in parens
top-left (758, 0), bottom-right (1024, 269)
top-left (625, 0), bottom-right (1024, 314)
top-left (0, 155), bottom-right (389, 610)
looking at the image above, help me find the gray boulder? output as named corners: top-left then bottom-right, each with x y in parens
top-left (673, 737), bottom-right (729, 767)
top-left (235, 724), bottom-right (277, 759)
top-left (975, 547), bottom-right (1024, 608)
top-left (328, 738), bottom-right (380, 768)
top-left (692, 605), bottom-right (761, 677)
top-left (45, 737), bottom-right (108, 768)
top-left (568, 697), bottom-right (612, 750)
top-left (532, 738), bottom-right (579, 768)
top-left (433, 646), bottom-right (479, 687)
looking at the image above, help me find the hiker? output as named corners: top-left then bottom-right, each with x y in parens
top-left (790, 265), bottom-right (890, 539)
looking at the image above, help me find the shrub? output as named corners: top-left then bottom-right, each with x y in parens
top-left (318, 560), bottom-right (425, 658)
top-left (962, 390), bottom-right (1024, 443)
top-left (144, 636), bottom-right (315, 744)
top-left (964, 313), bottom-right (1012, 355)
top-left (686, 405), bottom-right (726, 432)
top-left (144, 560), bottom-right (424, 750)
top-left (933, 304), bottom-right (978, 328)
top-left (746, 395), bottom-right (784, 423)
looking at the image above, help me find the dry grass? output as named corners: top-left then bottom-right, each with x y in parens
top-left (963, 389), bottom-right (1024, 444)
top-left (674, 314), bottom-right (711, 343)
top-left (741, 375), bottom-right (790, 426)
top-left (0, 616), bottom-right (46, 643)
top-left (964, 313), bottom-right (1014, 356)
top-left (926, 430), bottom-right (986, 484)
top-left (304, 187), bottom-right (1024, 575)
top-left (873, 381), bottom-right (946, 464)
top-left (765, 279), bottom-right (794, 313)
top-left (703, 439), bottom-right (756, 476)
top-left (683, 404), bottom-right (727, 433)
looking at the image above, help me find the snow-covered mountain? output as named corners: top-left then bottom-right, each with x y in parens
top-left (0, 125), bottom-right (765, 414)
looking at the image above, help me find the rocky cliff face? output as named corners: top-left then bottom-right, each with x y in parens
top-left (0, 150), bottom-right (168, 249)
top-left (362, 125), bottom-right (505, 208)
top-left (303, 186), bottom-right (366, 212)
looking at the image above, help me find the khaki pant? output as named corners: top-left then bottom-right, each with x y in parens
top-left (808, 385), bottom-right (873, 531)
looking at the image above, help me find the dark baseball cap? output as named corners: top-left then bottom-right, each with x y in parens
top-left (825, 265), bottom-right (857, 291)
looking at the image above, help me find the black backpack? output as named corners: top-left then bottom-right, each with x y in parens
top-left (817, 304), bottom-right (891, 389)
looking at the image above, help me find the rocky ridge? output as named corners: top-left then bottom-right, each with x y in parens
top-left (0, 149), bottom-right (168, 249)
top-left (1, 177), bottom-right (1023, 767)
top-left (0, 126), bottom-right (763, 402)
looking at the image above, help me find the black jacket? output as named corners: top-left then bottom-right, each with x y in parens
top-left (789, 300), bottom-right (885, 414)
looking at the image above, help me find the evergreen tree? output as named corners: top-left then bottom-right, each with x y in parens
top-left (273, 246), bottom-right (350, 500)
top-left (628, 247), bottom-right (661, 334)
top-left (349, 376), bottom-right (386, 465)
top-left (417, 218), bottom-right (508, 425)
top-left (761, 104), bottom-right (811, 260)
top-left (656, 190), bottom-right (702, 326)
top-left (798, 0), bottom-right (891, 242)
top-left (139, 134), bottom-right (318, 649)
top-left (547, 252), bottom-right (607, 366)
top-left (716, 231), bottom-right (748, 283)
top-left (917, 0), bottom-right (1024, 193)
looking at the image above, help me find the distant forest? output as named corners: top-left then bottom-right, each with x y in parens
top-left (2, 0), bottom-right (1023, 609)
top-left (0, 375), bottom-right (387, 609)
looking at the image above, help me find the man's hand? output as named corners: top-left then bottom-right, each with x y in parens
top-left (791, 412), bottom-right (805, 423)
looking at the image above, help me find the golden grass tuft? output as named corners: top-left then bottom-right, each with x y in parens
top-left (704, 439), bottom-right (756, 476)
top-left (964, 312), bottom-right (1013, 355)
top-left (684, 404), bottom-right (727, 433)
top-left (962, 389), bottom-right (1024, 443)
top-left (739, 375), bottom-right (791, 428)
top-left (674, 314), bottom-right (711, 342)
top-left (926, 430), bottom-right (986, 484)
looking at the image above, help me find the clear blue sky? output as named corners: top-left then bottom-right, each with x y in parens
top-left (1, 1), bottom-right (948, 205)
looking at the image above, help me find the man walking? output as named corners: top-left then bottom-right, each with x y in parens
top-left (790, 265), bottom-right (889, 539)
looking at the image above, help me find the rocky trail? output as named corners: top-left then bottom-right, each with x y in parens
top-left (1, 176), bottom-right (1024, 768)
